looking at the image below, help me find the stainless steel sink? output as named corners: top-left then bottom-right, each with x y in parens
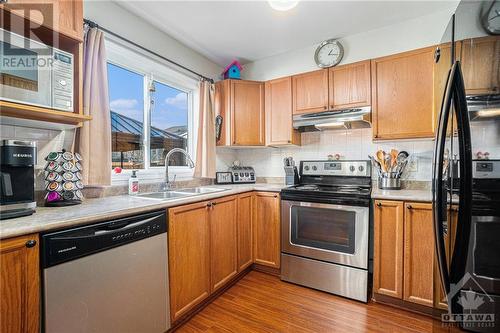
top-left (174, 187), bottom-right (229, 194)
top-left (137, 191), bottom-right (193, 200)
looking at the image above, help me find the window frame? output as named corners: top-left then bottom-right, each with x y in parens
top-left (105, 35), bottom-right (199, 185)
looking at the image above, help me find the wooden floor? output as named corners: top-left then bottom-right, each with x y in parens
top-left (176, 271), bottom-right (452, 333)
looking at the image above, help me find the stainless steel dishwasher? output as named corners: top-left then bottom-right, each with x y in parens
top-left (41, 210), bottom-right (170, 333)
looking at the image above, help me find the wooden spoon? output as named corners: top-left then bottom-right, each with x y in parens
top-left (376, 150), bottom-right (386, 172)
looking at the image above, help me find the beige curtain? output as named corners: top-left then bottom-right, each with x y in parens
top-left (194, 81), bottom-right (216, 178)
top-left (75, 27), bottom-right (112, 186)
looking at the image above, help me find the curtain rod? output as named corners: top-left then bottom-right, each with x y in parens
top-left (83, 18), bottom-right (214, 84)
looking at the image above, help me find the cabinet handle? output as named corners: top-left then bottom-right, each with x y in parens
top-left (274, 194), bottom-right (278, 198)
top-left (323, 106), bottom-right (327, 110)
top-left (376, 202), bottom-right (382, 207)
top-left (25, 240), bottom-right (37, 248)
top-left (206, 202), bottom-right (212, 208)
top-left (287, 140), bottom-right (291, 143)
top-left (212, 202), bottom-right (217, 206)
top-left (407, 205), bottom-right (413, 210)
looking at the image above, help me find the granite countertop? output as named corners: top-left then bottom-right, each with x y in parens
top-left (0, 184), bottom-right (286, 240)
top-left (371, 188), bottom-right (432, 202)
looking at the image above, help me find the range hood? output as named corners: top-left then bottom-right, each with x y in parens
top-left (467, 94), bottom-right (500, 120)
top-left (293, 106), bottom-right (371, 132)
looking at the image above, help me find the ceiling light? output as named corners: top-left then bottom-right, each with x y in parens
top-left (268, 0), bottom-right (299, 11)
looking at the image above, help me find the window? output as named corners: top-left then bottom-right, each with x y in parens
top-left (105, 35), bottom-right (198, 182)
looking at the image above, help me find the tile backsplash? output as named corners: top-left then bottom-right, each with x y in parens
top-left (1, 124), bottom-right (75, 190)
top-left (219, 121), bottom-right (500, 181)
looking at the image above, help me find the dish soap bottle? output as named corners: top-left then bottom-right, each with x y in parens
top-left (129, 170), bottom-right (139, 195)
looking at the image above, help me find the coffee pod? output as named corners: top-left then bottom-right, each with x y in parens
top-left (75, 162), bottom-right (82, 171)
top-left (46, 161), bottom-right (63, 172)
top-left (62, 151), bottom-right (74, 161)
top-left (75, 190), bottom-right (84, 200)
top-left (46, 172), bottom-right (63, 182)
top-left (46, 152), bottom-right (61, 161)
top-left (62, 161), bottom-right (74, 172)
top-left (63, 191), bottom-right (76, 201)
top-left (63, 182), bottom-right (75, 191)
top-left (75, 172), bottom-right (83, 180)
top-left (46, 191), bottom-right (61, 202)
top-left (47, 182), bottom-right (63, 192)
top-left (75, 180), bottom-right (84, 189)
top-left (74, 152), bottom-right (82, 161)
top-left (63, 172), bottom-right (75, 181)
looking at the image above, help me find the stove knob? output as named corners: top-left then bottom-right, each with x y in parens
top-left (312, 166), bottom-right (317, 171)
top-left (358, 165), bottom-right (364, 172)
top-left (349, 165), bottom-right (356, 172)
top-left (304, 166), bottom-right (310, 171)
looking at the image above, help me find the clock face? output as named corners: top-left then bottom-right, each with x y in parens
top-left (315, 39), bottom-right (344, 68)
top-left (481, 0), bottom-right (500, 35)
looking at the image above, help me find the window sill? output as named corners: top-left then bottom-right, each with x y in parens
top-left (111, 167), bottom-right (194, 186)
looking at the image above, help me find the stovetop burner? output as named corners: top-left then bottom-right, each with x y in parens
top-left (289, 184), bottom-right (371, 196)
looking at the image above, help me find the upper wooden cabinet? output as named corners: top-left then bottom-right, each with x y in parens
top-left (371, 47), bottom-right (436, 140)
top-left (210, 195), bottom-right (238, 292)
top-left (216, 79), bottom-right (265, 146)
top-left (373, 200), bottom-right (404, 299)
top-left (461, 36), bottom-right (500, 95)
top-left (253, 192), bottom-right (281, 269)
top-left (0, 234), bottom-right (40, 333)
top-left (329, 60), bottom-right (371, 110)
top-left (265, 77), bottom-right (301, 146)
top-left (168, 202), bottom-right (211, 322)
top-left (403, 202), bottom-right (434, 307)
top-left (1, 0), bottom-right (84, 41)
top-left (292, 69), bottom-right (329, 115)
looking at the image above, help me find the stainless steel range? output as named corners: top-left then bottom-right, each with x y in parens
top-left (280, 160), bottom-right (371, 302)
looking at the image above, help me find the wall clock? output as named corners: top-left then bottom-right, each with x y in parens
top-left (481, 0), bottom-right (500, 35)
top-left (314, 39), bottom-right (344, 68)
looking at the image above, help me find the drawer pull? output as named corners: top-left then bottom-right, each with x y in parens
top-left (25, 240), bottom-right (37, 248)
top-left (376, 202), bottom-right (382, 207)
top-left (407, 205), bottom-right (413, 210)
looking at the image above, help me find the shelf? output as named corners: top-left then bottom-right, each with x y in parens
top-left (0, 101), bottom-right (91, 127)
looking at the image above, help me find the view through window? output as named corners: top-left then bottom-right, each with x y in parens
top-left (107, 63), bottom-right (189, 170)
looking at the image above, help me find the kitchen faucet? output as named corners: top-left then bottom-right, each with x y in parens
top-left (163, 148), bottom-right (195, 191)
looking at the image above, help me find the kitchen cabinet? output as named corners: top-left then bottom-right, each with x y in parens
top-left (461, 36), bottom-right (500, 95)
top-left (373, 200), bottom-right (404, 298)
top-left (403, 202), bottom-right (434, 307)
top-left (329, 60), bottom-right (371, 110)
top-left (371, 47), bottom-right (436, 140)
top-left (1, 0), bottom-right (84, 41)
top-left (216, 79), bottom-right (265, 146)
top-left (237, 192), bottom-right (253, 271)
top-left (253, 192), bottom-right (281, 268)
top-left (168, 202), bottom-right (211, 322)
top-left (210, 195), bottom-right (238, 292)
top-left (292, 69), bottom-right (329, 115)
top-left (0, 234), bottom-right (40, 333)
top-left (265, 77), bottom-right (301, 146)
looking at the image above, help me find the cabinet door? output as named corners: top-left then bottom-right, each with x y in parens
top-left (0, 234), bottom-right (40, 333)
top-left (253, 192), bottom-right (280, 268)
top-left (210, 196), bottom-right (238, 292)
top-left (373, 200), bottom-right (404, 298)
top-left (231, 80), bottom-right (265, 146)
top-left (292, 69), bottom-right (329, 115)
top-left (168, 202), bottom-right (210, 322)
top-left (329, 60), bottom-right (371, 110)
top-left (403, 202), bottom-right (434, 307)
top-left (265, 77), bottom-right (300, 146)
top-left (461, 36), bottom-right (500, 95)
top-left (371, 47), bottom-right (435, 140)
top-left (1, 0), bottom-right (83, 41)
top-left (237, 192), bottom-right (253, 271)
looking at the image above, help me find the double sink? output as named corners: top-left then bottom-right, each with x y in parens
top-left (137, 187), bottom-right (229, 201)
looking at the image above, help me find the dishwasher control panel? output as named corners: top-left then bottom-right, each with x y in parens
top-left (41, 211), bottom-right (167, 268)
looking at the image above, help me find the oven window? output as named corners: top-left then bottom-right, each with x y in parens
top-left (1, 41), bottom-right (39, 92)
top-left (290, 206), bottom-right (356, 254)
top-left (474, 222), bottom-right (500, 279)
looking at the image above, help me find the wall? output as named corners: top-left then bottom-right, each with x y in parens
top-left (231, 121), bottom-right (500, 181)
top-left (243, 7), bottom-right (457, 81)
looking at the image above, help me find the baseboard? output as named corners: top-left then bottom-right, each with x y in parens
top-left (252, 263), bottom-right (281, 276)
top-left (372, 292), bottom-right (443, 318)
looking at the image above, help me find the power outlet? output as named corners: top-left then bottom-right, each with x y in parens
top-left (407, 158), bottom-right (418, 172)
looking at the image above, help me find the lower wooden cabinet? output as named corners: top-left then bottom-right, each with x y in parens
top-left (0, 233), bottom-right (40, 333)
top-left (168, 201), bottom-right (211, 322)
top-left (210, 195), bottom-right (238, 292)
top-left (253, 192), bottom-right (281, 268)
top-left (237, 192), bottom-right (253, 271)
top-left (374, 200), bottom-right (441, 309)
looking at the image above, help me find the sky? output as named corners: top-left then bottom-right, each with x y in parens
top-left (107, 63), bottom-right (188, 131)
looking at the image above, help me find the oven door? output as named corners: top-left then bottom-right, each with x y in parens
top-left (281, 200), bottom-right (369, 269)
top-left (0, 29), bottom-right (52, 108)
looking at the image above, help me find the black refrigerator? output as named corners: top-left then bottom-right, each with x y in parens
top-left (432, 1), bottom-right (500, 332)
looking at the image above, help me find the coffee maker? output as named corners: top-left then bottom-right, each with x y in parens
top-left (0, 140), bottom-right (37, 219)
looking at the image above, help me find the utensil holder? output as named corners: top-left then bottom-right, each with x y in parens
top-left (378, 177), bottom-right (401, 190)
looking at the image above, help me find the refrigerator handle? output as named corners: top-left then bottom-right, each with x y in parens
top-left (432, 63), bottom-right (454, 298)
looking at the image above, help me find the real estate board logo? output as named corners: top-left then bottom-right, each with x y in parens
top-left (442, 272), bottom-right (496, 330)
